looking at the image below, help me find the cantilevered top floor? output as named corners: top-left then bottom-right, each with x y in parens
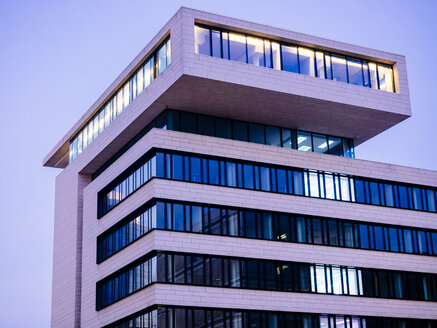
top-left (43, 7), bottom-right (411, 169)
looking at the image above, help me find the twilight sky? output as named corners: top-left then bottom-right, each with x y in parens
top-left (0, 0), bottom-right (436, 326)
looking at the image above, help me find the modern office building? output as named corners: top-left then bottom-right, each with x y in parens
top-left (43, 7), bottom-right (437, 328)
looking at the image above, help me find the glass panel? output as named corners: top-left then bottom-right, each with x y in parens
top-left (229, 33), bottom-right (247, 63)
top-left (264, 40), bottom-right (272, 68)
top-left (195, 26), bottom-right (210, 56)
top-left (325, 54), bottom-right (332, 79)
top-left (309, 172), bottom-right (320, 197)
top-left (265, 126), bottom-right (281, 147)
top-left (271, 42), bottom-right (281, 70)
top-left (331, 56), bottom-right (348, 82)
top-left (144, 58), bottom-right (154, 88)
top-left (377, 65), bottom-right (394, 92)
top-left (332, 267), bottom-right (342, 294)
top-left (211, 30), bottom-right (221, 58)
top-left (315, 266), bottom-right (326, 293)
top-left (232, 121), bottom-right (248, 141)
top-left (222, 32), bottom-right (229, 59)
top-left (247, 36), bottom-right (265, 67)
top-left (198, 115), bottom-right (215, 136)
top-left (298, 47), bottom-right (315, 76)
top-left (248, 123), bottom-right (264, 144)
top-left (215, 118), bottom-right (232, 139)
top-left (297, 131), bottom-right (312, 151)
top-left (313, 134), bottom-right (328, 154)
top-left (281, 45), bottom-right (299, 73)
top-left (363, 63), bottom-right (370, 87)
top-left (157, 43), bottom-right (167, 75)
top-left (315, 51), bottom-right (325, 79)
top-left (369, 63), bottom-right (378, 89)
top-left (347, 59), bottom-right (364, 86)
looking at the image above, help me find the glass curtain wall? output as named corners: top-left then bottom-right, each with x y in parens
top-left (105, 306), bottom-right (437, 328)
top-left (157, 109), bottom-right (355, 158)
top-left (194, 25), bottom-right (394, 92)
top-left (96, 251), bottom-right (437, 310)
top-left (98, 150), bottom-right (437, 218)
top-left (69, 38), bottom-right (171, 163)
top-left (97, 200), bottom-right (437, 263)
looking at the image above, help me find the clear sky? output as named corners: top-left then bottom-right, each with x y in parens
top-left (0, 0), bottom-right (436, 326)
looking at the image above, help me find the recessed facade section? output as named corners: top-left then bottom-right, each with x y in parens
top-left (43, 7), bottom-right (436, 328)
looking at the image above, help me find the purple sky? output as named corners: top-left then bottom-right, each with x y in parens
top-left (1, 0), bottom-right (436, 326)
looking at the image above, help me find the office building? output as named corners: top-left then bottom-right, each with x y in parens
top-left (43, 7), bottom-right (437, 328)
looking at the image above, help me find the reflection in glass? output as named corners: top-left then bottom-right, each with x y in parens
top-left (316, 51), bottom-right (325, 79)
top-left (247, 36), bottom-right (265, 67)
top-left (271, 42), bottom-right (281, 70)
top-left (297, 131), bottom-right (312, 151)
top-left (195, 26), bottom-right (210, 55)
top-left (281, 45), bottom-right (299, 73)
top-left (298, 47), bottom-right (315, 76)
top-left (313, 134), bottom-right (329, 154)
top-left (378, 65), bottom-right (394, 92)
top-left (369, 63), bottom-right (378, 89)
top-left (331, 56), bottom-right (348, 82)
top-left (229, 33), bottom-right (247, 63)
top-left (211, 30), bottom-right (221, 58)
top-left (347, 59), bottom-right (364, 86)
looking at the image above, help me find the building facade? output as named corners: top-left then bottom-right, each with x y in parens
top-left (43, 7), bottom-right (437, 328)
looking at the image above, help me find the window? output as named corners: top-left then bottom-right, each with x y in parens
top-left (347, 59), bottom-right (364, 86)
top-left (378, 65), bottom-right (394, 92)
top-left (229, 33), bottom-right (247, 63)
top-left (298, 47), bottom-right (315, 76)
top-left (281, 45), bottom-right (299, 73)
top-left (331, 56), bottom-right (348, 82)
top-left (247, 36), bottom-right (265, 67)
top-left (195, 26), bottom-right (210, 55)
top-left (211, 30), bottom-right (221, 58)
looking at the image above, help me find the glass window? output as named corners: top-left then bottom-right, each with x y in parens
top-left (331, 56), bottom-right (348, 82)
top-left (315, 266), bottom-right (326, 293)
top-left (313, 134), bottom-right (328, 154)
top-left (211, 30), bottom-right (221, 58)
top-left (215, 118), bottom-right (232, 139)
top-left (247, 36), bottom-right (265, 67)
top-left (243, 164), bottom-right (254, 189)
top-left (180, 112), bottom-right (197, 133)
top-left (347, 59), bottom-right (364, 86)
top-left (281, 45), bottom-right (299, 73)
top-left (403, 229), bottom-right (413, 253)
top-left (369, 63), bottom-right (378, 89)
top-left (374, 226), bottom-right (384, 250)
top-left (363, 63), bottom-right (370, 87)
top-left (248, 123), bottom-right (265, 144)
top-left (157, 43), bottom-right (167, 75)
top-left (144, 58), bottom-right (154, 88)
top-left (172, 155), bottom-right (183, 180)
top-left (325, 54), bottom-right (332, 79)
top-left (198, 115), bottom-right (215, 136)
top-left (195, 26), bottom-right (210, 56)
top-left (388, 228), bottom-right (399, 252)
top-left (190, 157), bottom-right (201, 182)
top-left (222, 32), bottom-right (229, 59)
top-left (271, 42), bottom-right (281, 70)
top-left (226, 162), bottom-right (237, 187)
top-left (264, 40), bottom-right (272, 68)
top-left (297, 131), bottom-right (312, 151)
top-left (209, 160), bottom-right (220, 185)
top-left (309, 172), bottom-right (320, 198)
top-left (298, 47), bottom-right (315, 76)
top-left (315, 51), bottom-right (325, 79)
top-left (378, 65), bottom-right (394, 92)
top-left (332, 267), bottom-right (342, 294)
top-left (426, 190), bottom-right (436, 212)
top-left (265, 126), bottom-right (281, 147)
top-left (327, 136), bottom-right (342, 156)
top-left (229, 33), bottom-right (247, 63)
top-left (232, 121), bottom-right (248, 141)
